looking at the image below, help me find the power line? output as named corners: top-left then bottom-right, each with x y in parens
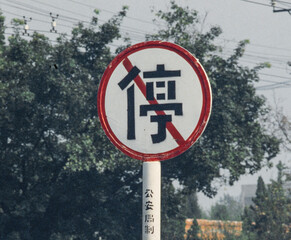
top-left (2, 0), bottom-right (291, 92)
top-left (256, 81), bottom-right (291, 90)
top-left (2, 0), bottom-right (91, 26)
top-left (240, 0), bottom-right (276, 8)
top-left (6, 26), bottom-right (71, 37)
top-left (19, 0), bottom-right (153, 35)
top-left (218, 48), bottom-right (291, 66)
top-left (3, 31), bottom-right (123, 49)
top-left (26, 0), bottom-right (95, 21)
top-left (214, 51), bottom-right (291, 73)
top-left (3, 0), bottom-right (291, 52)
top-left (5, 0), bottom-right (92, 24)
top-left (1, 9), bottom-right (35, 21)
top-left (2, 6), bottom-right (147, 44)
top-left (277, 0), bottom-right (291, 7)
top-left (241, 0), bottom-right (291, 14)
top-left (66, 0), bottom-right (158, 26)
top-left (3, 0), bottom-right (152, 37)
top-left (3, 31), bottom-right (60, 43)
top-left (277, 0), bottom-right (291, 4)
top-left (2, 0), bottom-right (150, 36)
top-left (3, 25), bottom-right (291, 91)
top-left (30, 0), bottom-right (153, 35)
top-left (271, 0), bottom-right (291, 14)
top-left (1, 9), bottom-right (72, 28)
top-left (217, 37), bottom-right (291, 52)
top-left (1, 1), bottom-right (50, 18)
top-left (2, 0), bottom-right (291, 63)
top-left (259, 72), bottom-right (291, 80)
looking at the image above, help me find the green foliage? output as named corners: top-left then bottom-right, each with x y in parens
top-left (210, 204), bottom-right (229, 221)
top-left (0, 10), bottom-right (144, 240)
top-left (149, 1), bottom-right (279, 197)
top-left (0, 13), bottom-right (5, 47)
top-left (161, 181), bottom-right (187, 239)
top-left (11, 18), bottom-right (25, 25)
top-left (210, 195), bottom-right (243, 221)
top-left (186, 218), bottom-right (203, 240)
top-left (241, 163), bottom-right (291, 240)
top-left (0, 2), bottom-right (281, 239)
top-left (182, 193), bottom-right (203, 219)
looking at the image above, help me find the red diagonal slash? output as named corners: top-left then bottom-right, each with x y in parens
top-left (123, 57), bottom-right (186, 146)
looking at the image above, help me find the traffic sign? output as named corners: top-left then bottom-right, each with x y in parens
top-left (97, 41), bottom-right (212, 161)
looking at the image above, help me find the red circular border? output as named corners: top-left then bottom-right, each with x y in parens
top-left (97, 41), bottom-right (212, 161)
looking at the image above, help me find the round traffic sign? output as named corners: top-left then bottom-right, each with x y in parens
top-left (97, 41), bottom-right (212, 161)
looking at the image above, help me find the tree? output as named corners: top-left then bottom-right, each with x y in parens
top-left (0, 8), bottom-right (144, 240)
top-left (273, 105), bottom-right (291, 152)
top-left (149, 1), bottom-right (279, 197)
top-left (183, 193), bottom-right (203, 219)
top-left (0, 1), bottom-right (281, 239)
top-left (185, 218), bottom-right (203, 240)
top-left (161, 181), bottom-right (188, 240)
top-left (244, 176), bottom-right (268, 239)
top-left (209, 195), bottom-right (243, 221)
top-left (241, 163), bottom-right (291, 240)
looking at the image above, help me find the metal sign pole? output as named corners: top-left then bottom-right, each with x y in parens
top-left (142, 161), bottom-right (161, 240)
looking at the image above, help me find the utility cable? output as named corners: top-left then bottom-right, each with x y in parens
top-left (2, 0), bottom-right (291, 62)
top-left (66, 0), bottom-right (159, 26)
top-left (3, 0), bottom-right (151, 36)
top-left (1, 9), bottom-right (72, 28)
top-left (240, 0), bottom-right (278, 8)
top-left (3, 0), bottom-right (291, 51)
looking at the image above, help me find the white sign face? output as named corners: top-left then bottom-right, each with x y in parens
top-left (98, 41), bottom-right (212, 161)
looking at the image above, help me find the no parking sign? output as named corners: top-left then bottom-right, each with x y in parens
top-left (97, 41), bottom-right (212, 161)
top-left (98, 41), bottom-right (212, 240)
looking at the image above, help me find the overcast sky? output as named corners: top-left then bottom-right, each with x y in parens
top-left (1, 0), bottom-right (290, 210)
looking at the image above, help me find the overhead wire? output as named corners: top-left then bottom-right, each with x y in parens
top-left (2, 1), bottom-right (53, 18)
top-left (277, 0), bottom-right (291, 4)
top-left (3, 30), bottom-right (124, 48)
top-left (216, 48), bottom-right (291, 70)
top-left (66, 0), bottom-right (158, 26)
top-left (16, 0), bottom-right (153, 35)
top-left (240, 0), bottom-right (285, 9)
top-left (275, 0), bottom-right (291, 7)
top-left (2, 0), bottom-right (291, 91)
top-left (1, 9), bottom-right (73, 28)
top-left (3, 0), bottom-right (291, 52)
top-left (3, 0), bottom-right (92, 24)
top-left (211, 50), bottom-right (291, 89)
top-left (2, 5), bottom-right (289, 58)
top-left (259, 72), bottom-right (291, 80)
top-left (3, 31), bottom-right (60, 44)
top-left (26, 0), bottom-right (95, 20)
top-left (240, 0), bottom-right (278, 7)
top-left (217, 37), bottom-right (291, 52)
top-left (240, 0), bottom-right (291, 14)
top-left (256, 81), bottom-right (291, 90)
top-left (3, 0), bottom-right (152, 37)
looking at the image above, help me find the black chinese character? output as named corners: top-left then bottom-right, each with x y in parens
top-left (145, 189), bottom-right (154, 198)
top-left (145, 225), bottom-right (154, 234)
top-left (145, 214), bottom-right (155, 223)
top-left (118, 66), bottom-right (141, 140)
top-left (140, 64), bottom-right (183, 143)
top-left (118, 64), bottom-right (183, 144)
top-left (143, 64), bottom-right (179, 101)
top-left (143, 64), bottom-right (181, 79)
top-left (145, 201), bottom-right (154, 210)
